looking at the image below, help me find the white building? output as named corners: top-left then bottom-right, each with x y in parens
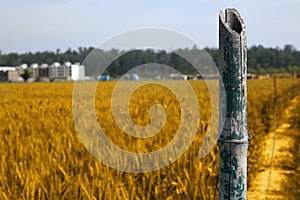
top-left (1, 62), bottom-right (85, 82)
top-left (0, 66), bottom-right (22, 82)
top-left (29, 63), bottom-right (39, 77)
top-left (0, 66), bottom-right (16, 72)
top-left (48, 62), bottom-right (85, 81)
top-left (71, 63), bottom-right (85, 81)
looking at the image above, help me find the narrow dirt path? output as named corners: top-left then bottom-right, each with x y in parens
top-left (247, 95), bottom-right (300, 200)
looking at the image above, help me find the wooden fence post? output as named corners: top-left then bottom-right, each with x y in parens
top-left (218, 8), bottom-right (251, 199)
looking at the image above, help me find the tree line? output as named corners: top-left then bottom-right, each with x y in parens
top-left (0, 45), bottom-right (300, 76)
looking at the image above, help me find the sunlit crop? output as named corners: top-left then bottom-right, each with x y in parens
top-left (0, 78), bottom-right (298, 199)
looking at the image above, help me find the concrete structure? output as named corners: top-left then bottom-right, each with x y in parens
top-left (48, 62), bottom-right (85, 81)
top-left (0, 66), bottom-right (16, 72)
top-left (0, 62), bottom-right (85, 82)
top-left (38, 64), bottom-right (49, 78)
top-left (0, 70), bottom-right (21, 82)
top-left (71, 63), bottom-right (85, 81)
top-left (218, 8), bottom-right (250, 200)
top-left (0, 66), bottom-right (22, 82)
top-left (29, 63), bottom-right (39, 78)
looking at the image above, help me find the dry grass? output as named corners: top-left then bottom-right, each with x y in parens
top-left (0, 78), bottom-right (298, 199)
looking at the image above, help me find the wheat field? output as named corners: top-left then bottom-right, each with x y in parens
top-left (0, 78), bottom-right (299, 199)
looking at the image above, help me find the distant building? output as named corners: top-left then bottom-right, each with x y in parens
top-left (169, 73), bottom-right (186, 80)
top-left (48, 62), bottom-right (85, 81)
top-left (123, 74), bottom-right (139, 80)
top-left (0, 66), bottom-right (22, 82)
top-left (0, 71), bottom-right (8, 82)
top-left (15, 64), bottom-right (27, 76)
top-left (48, 62), bottom-right (60, 79)
top-left (0, 62), bottom-right (85, 82)
top-left (38, 64), bottom-right (49, 78)
top-left (0, 66), bottom-right (16, 72)
top-left (29, 63), bottom-right (39, 78)
top-left (71, 63), bottom-right (85, 81)
top-left (0, 70), bottom-right (20, 82)
top-left (8, 71), bottom-right (21, 82)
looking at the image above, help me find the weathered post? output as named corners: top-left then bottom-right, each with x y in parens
top-left (218, 8), bottom-right (250, 199)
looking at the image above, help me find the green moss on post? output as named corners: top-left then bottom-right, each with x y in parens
top-left (218, 8), bottom-right (250, 200)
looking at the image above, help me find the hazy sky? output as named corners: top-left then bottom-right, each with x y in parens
top-left (1, 0), bottom-right (300, 53)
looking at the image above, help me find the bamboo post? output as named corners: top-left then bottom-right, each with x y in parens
top-left (218, 8), bottom-right (251, 199)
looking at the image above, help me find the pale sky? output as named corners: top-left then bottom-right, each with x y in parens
top-left (1, 0), bottom-right (300, 53)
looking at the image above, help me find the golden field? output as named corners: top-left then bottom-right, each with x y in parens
top-left (0, 78), bottom-right (299, 199)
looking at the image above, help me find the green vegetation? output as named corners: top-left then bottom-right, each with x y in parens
top-left (20, 68), bottom-right (32, 82)
top-left (1, 45), bottom-right (300, 75)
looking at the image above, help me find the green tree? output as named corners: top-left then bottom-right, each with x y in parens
top-left (21, 69), bottom-right (31, 82)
